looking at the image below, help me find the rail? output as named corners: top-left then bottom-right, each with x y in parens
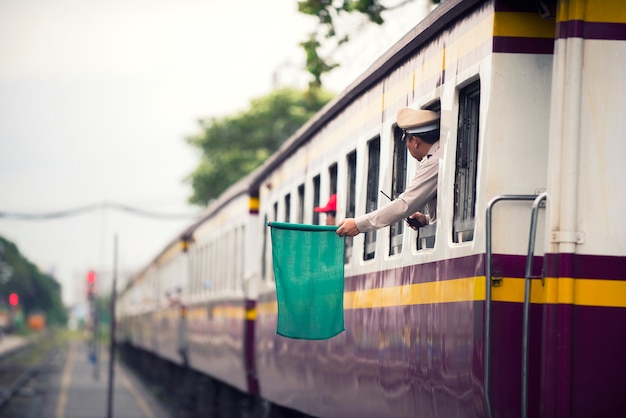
top-left (485, 194), bottom-right (544, 418)
top-left (521, 192), bottom-right (547, 418)
top-left (0, 333), bottom-right (61, 411)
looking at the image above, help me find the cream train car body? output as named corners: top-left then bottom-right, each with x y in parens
top-left (117, 0), bottom-right (626, 417)
top-left (251, 1), bottom-right (626, 417)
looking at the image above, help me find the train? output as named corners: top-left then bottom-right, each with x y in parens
top-left (115, 0), bottom-right (626, 417)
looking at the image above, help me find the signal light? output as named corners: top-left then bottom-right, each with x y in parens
top-left (8, 293), bottom-right (18, 306)
top-left (86, 270), bottom-right (96, 300)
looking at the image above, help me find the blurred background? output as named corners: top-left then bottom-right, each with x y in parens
top-left (0, 0), bottom-right (432, 327)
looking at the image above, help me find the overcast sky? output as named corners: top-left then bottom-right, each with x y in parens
top-left (0, 0), bottom-right (430, 306)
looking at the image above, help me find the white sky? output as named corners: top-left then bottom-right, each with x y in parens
top-left (0, 0), bottom-right (430, 306)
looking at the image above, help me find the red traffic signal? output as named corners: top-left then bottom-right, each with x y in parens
top-left (8, 293), bottom-right (18, 306)
top-left (87, 270), bottom-right (96, 284)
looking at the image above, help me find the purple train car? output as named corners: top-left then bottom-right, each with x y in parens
top-left (117, 0), bottom-right (626, 417)
top-left (252, 0), bottom-right (626, 417)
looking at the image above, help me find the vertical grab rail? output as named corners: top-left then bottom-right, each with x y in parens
top-left (521, 192), bottom-right (547, 418)
top-left (485, 194), bottom-right (539, 418)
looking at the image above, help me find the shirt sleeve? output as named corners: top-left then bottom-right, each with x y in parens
top-left (355, 143), bottom-right (440, 233)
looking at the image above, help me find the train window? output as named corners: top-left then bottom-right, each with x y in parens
top-left (412, 100), bottom-right (441, 251)
top-left (345, 150), bottom-right (357, 265)
top-left (212, 240), bottom-right (217, 293)
top-left (233, 228), bottom-right (238, 292)
top-left (364, 137), bottom-right (380, 261)
top-left (221, 234), bottom-right (227, 293)
top-left (453, 81), bottom-right (480, 243)
top-left (297, 184), bottom-right (305, 224)
top-left (236, 225), bottom-right (244, 292)
top-left (312, 175), bottom-right (321, 225)
top-left (198, 245), bottom-right (204, 296)
top-left (195, 247), bottom-right (201, 297)
top-left (204, 244), bottom-right (209, 295)
top-left (284, 193), bottom-right (291, 223)
top-left (223, 232), bottom-right (230, 292)
top-left (228, 229), bottom-right (235, 292)
top-left (201, 245), bottom-right (207, 295)
top-left (262, 214), bottom-right (268, 281)
top-left (206, 241), bottom-right (211, 294)
top-left (190, 248), bottom-right (196, 298)
top-left (329, 163), bottom-right (338, 194)
top-left (389, 125), bottom-right (408, 256)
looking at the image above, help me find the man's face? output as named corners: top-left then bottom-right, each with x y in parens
top-left (325, 213), bottom-right (336, 226)
top-left (406, 134), bottom-right (422, 160)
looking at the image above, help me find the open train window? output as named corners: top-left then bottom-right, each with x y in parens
top-left (312, 175), bottom-right (321, 225)
top-left (329, 163), bottom-right (338, 195)
top-left (284, 193), bottom-right (291, 223)
top-left (417, 100), bottom-right (441, 251)
top-left (345, 150), bottom-right (357, 265)
top-left (262, 214), bottom-right (268, 281)
top-left (453, 81), bottom-right (480, 243)
top-left (235, 225), bottom-right (244, 292)
top-left (364, 137), bottom-right (380, 261)
top-left (389, 126), bottom-right (408, 256)
top-left (297, 184), bottom-right (305, 224)
top-left (273, 201), bottom-right (278, 222)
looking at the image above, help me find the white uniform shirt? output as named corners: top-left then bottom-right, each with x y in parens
top-left (355, 141), bottom-right (440, 233)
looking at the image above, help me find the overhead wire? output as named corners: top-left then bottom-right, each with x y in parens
top-left (0, 201), bottom-right (199, 220)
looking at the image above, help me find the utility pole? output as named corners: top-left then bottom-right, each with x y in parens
top-left (107, 235), bottom-right (118, 418)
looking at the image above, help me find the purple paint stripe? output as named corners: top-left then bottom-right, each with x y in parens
top-left (570, 304), bottom-right (626, 417)
top-left (545, 253), bottom-right (626, 280)
top-left (493, 36), bottom-right (554, 54)
top-left (244, 299), bottom-right (259, 394)
top-left (558, 20), bottom-right (626, 40)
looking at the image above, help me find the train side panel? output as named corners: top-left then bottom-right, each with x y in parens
top-left (187, 191), bottom-right (257, 394)
top-left (251, 1), bottom-right (575, 417)
top-left (153, 241), bottom-right (189, 365)
top-left (541, 2), bottom-right (626, 417)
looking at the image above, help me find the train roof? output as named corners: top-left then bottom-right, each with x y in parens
top-left (121, 0), bottom-right (487, 293)
top-left (248, 0), bottom-right (483, 192)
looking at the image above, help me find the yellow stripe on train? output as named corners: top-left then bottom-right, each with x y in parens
top-left (255, 277), bottom-right (626, 314)
top-left (558, 0), bottom-right (626, 24)
top-left (494, 12), bottom-right (556, 38)
top-left (492, 277), bottom-right (626, 307)
top-left (344, 277), bottom-right (486, 309)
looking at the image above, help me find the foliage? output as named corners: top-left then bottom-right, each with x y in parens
top-left (297, 0), bottom-right (440, 88)
top-left (0, 236), bottom-right (68, 326)
top-left (185, 88), bottom-right (334, 206)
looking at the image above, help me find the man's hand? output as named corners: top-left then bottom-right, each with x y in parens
top-left (407, 212), bottom-right (427, 230)
top-left (336, 218), bottom-right (360, 237)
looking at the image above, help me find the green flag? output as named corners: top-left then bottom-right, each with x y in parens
top-left (267, 222), bottom-right (345, 340)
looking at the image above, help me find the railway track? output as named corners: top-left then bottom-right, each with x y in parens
top-left (0, 333), bottom-right (65, 415)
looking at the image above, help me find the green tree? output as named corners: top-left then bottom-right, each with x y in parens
top-left (186, 88), bottom-right (333, 206)
top-left (298, 0), bottom-right (441, 88)
top-left (0, 237), bottom-right (68, 327)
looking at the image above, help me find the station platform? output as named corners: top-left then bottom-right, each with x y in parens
top-left (45, 339), bottom-right (172, 418)
top-left (1, 335), bottom-right (173, 418)
top-left (0, 334), bottom-right (28, 356)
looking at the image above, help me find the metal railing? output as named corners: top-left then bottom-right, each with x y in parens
top-left (484, 193), bottom-right (546, 418)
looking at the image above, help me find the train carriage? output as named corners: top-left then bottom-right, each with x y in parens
top-left (251, 0), bottom-right (626, 417)
top-left (117, 263), bottom-right (159, 354)
top-left (183, 173), bottom-right (261, 396)
top-left (116, 0), bottom-right (626, 417)
top-left (117, 173), bottom-right (264, 415)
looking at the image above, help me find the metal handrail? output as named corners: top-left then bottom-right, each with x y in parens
top-left (521, 192), bottom-right (547, 418)
top-left (485, 194), bottom-right (539, 418)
